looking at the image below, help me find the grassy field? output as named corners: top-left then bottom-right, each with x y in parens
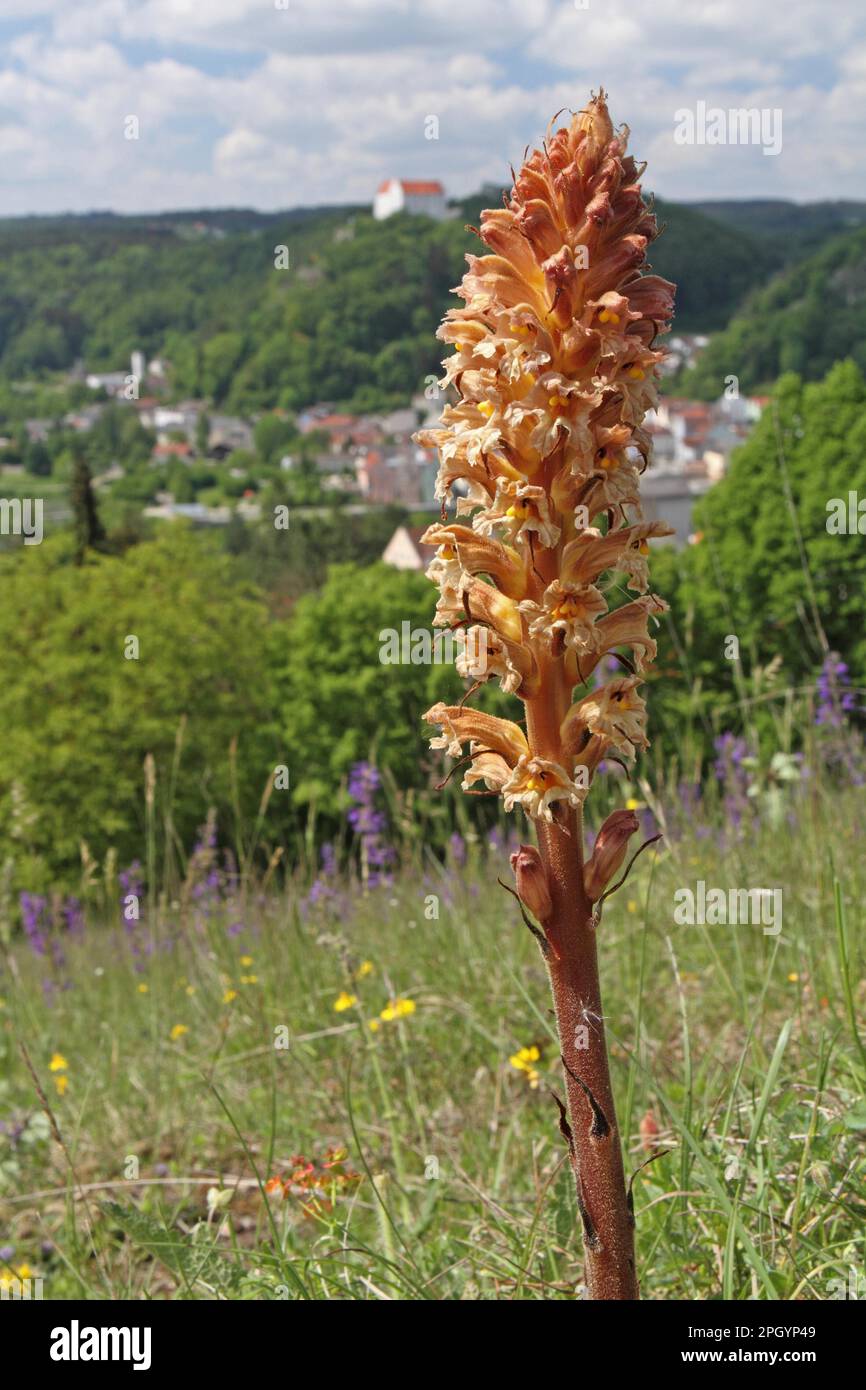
top-left (1, 766), bottom-right (864, 1301)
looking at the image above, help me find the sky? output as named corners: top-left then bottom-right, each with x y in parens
top-left (0, 0), bottom-right (863, 216)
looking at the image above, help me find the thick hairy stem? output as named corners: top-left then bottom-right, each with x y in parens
top-left (526, 683), bottom-right (638, 1300)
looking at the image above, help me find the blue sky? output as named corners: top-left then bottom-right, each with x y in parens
top-left (0, 0), bottom-right (863, 216)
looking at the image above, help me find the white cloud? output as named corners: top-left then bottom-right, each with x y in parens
top-left (0, 0), bottom-right (863, 214)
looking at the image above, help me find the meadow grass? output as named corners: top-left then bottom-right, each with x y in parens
top-left (1, 771), bottom-right (864, 1301)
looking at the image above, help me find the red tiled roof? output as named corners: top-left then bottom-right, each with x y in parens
top-left (152, 441), bottom-right (191, 457)
top-left (315, 414), bottom-right (355, 430)
top-left (377, 179), bottom-right (444, 195)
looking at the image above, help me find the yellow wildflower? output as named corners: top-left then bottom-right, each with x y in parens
top-left (0, 1264), bottom-right (33, 1292)
top-left (169, 1024), bottom-right (189, 1041)
top-left (49, 1053), bottom-right (68, 1073)
top-left (333, 991), bottom-right (358, 1013)
top-left (222, 988), bottom-right (238, 1004)
top-left (380, 998), bottom-right (416, 1022)
top-left (509, 1045), bottom-right (541, 1072)
top-left (54, 1075), bottom-right (69, 1097)
top-left (240, 955), bottom-right (254, 967)
top-left (240, 974), bottom-right (258, 985)
top-left (356, 960), bottom-right (374, 979)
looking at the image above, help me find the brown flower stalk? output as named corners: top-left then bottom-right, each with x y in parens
top-left (417, 91), bottom-right (675, 1299)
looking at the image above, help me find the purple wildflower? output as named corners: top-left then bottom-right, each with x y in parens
top-left (448, 832), bottom-right (466, 867)
top-left (347, 762), bottom-right (395, 887)
top-left (20, 893), bottom-right (48, 957)
top-left (816, 653), bottom-right (856, 728)
top-left (62, 896), bottom-right (85, 941)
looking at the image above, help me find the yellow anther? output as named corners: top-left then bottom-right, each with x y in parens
top-left (627, 366), bottom-right (646, 381)
top-left (477, 401), bottom-right (494, 417)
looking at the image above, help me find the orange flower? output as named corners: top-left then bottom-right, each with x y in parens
top-left (418, 92), bottom-right (674, 825)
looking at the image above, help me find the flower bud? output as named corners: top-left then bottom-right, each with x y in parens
top-left (583, 809), bottom-right (639, 902)
top-left (510, 844), bottom-right (553, 923)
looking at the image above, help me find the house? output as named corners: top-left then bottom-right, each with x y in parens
top-left (24, 418), bottom-right (55, 443)
top-left (640, 472), bottom-right (714, 546)
top-left (64, 404), bottom-right (106, 433)
top-left (207, 414), bottom-right (254, 457)
top-left (152, 403), bottom-right (201, 439)
top-left (355, 444), bottom-right (438, 507)
top-left (374, 179), bottom-right (448, 221)
top-left (85, 370), bottom-right (129, 396)
top-left (375, 406), bottom-right (419, 439)
top-left (152, 441), bottom-right (192, 462)
top-left (382, 525), bottom-right (434, 571)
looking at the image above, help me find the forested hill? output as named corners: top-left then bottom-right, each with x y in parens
top-left (686, 198), bottom-right (866, 256)
top-left (0, 195), bottom-right (857, 417)
top-left (677, 224), bottom-right (866, 399)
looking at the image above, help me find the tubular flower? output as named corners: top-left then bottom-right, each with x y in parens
top-left (510, 845), bottom-right (553, 923)
top-left (519, 579), bottom-right (608, 654)
top-left (417, 88), bottom-right (676, 1304)
top-left (561, 676), bottom-right (649, 760)
top-left (424, 702), bottom-right (529, 764)
top-left (454, 626), bottom-right (539, 698)
top-left (584, 809), bottom-right (640, 902)
top-left (502, 756), bottom-right (587, 820)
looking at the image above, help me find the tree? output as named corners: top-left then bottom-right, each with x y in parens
top-left (24, 440), bottom-right (52, 477)
top-left (253, 413), bottom-right (296, 465)
top-left (679, 227), bottom-right (866, 399)
top-left (642, 360), bottom-right (866, 758)
top-left (201, 332), bottom-right (245, 402)
top-left (689, 360), bottom-right (866, 677)
top-left (0, 530), bottom-right (282, 887)
top-left (195, 410), bottom-right (211, 457)
top-left (70, 451), bottom-right (107, 564)
top-left (275, 563), bottom-right (462, 811)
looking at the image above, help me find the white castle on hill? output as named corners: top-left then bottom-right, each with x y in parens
top-left (373, 178), bottom-right (448, 221)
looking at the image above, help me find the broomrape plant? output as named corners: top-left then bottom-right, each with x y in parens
top-left (417, 91), bottom-right (676, 1300)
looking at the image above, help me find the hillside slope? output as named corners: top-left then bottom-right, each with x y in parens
top-left (677, 225), bottom-right (866, 399)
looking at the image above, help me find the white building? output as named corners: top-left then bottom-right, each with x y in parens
top-left (374, 179), bottom-right (448, 221)
top-left (85, 371), bottom-right (128, 396)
